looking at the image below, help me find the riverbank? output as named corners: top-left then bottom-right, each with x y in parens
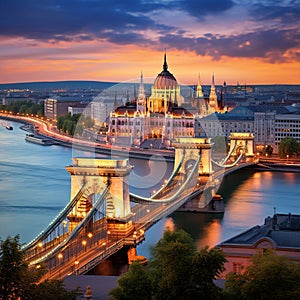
top-left (250, 157), bottom-right (300, 173)
top-left (0, 114), bottom-right (174, 162)
top-left (2, 113), bottom-right (300, 170)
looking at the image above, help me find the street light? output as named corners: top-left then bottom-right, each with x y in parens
top-left (57, 253), bottom-right (63, 279)
top-left (87, 232), bottom-right (93, 247)
top-left (62, 220), bottom-right (67, 236)
top-left (82, 240), bottom-right (87, 251)
top-left (74, 260), bottom-right (79, 274)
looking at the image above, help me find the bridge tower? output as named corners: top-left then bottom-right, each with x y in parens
top-left (66, 158), bottom-right (133, 231)
top-left (229, 133), bottom-right (254, 157)
top-left (172, 137), bottom-right (213, 176)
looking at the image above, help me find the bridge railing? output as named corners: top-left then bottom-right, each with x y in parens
top-left (131, 155), bottom-right (200, 225)
top-left (28, 186), bottom-right (109, 268)
top-left (23, 186), bottom-right (86, 261)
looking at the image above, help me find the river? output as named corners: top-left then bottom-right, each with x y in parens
top-left (0, 120), bottom-right (299, 258)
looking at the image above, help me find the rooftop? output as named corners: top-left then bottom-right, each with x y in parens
top-left (218, 213), bottom-right (300, 249)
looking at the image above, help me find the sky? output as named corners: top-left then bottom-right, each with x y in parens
top-left (0, 0), bottom-right (300, 85)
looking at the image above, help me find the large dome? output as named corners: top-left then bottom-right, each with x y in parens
top-left (153, 53), bottom-right (178, 89)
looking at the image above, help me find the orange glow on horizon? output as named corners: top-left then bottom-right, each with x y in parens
top-left (1, 40), bottom-right (300, 85)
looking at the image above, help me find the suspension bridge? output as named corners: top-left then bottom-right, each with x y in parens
top-left (23, 133), bottom-right (257, 281)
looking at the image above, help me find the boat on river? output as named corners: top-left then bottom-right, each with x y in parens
top-left (5, 125), bottom-right (13, 130)
top-left (25, 134), bottom-right (53, 146)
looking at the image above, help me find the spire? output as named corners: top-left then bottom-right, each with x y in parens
top-left (139, 71), bottom-right (145, 95)
top-left (209, 72), bottom-right (217, 111)
top-left (163, 49), bottom-right (168, 71)
top-left (137, 71), bottom-right (146, 114)
top-left (196, 73), bottom-right (204, 98)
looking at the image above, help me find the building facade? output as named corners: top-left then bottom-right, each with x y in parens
top-left (274, 113), bottom-right (300, 153)
top-left (196, 104), bottom-right (300, 154)
top-left (217, 213), bottom-right (300, 278)
top-left (44, 98), bottom-right (90, 120)
top-left (107, 54), bottom-right (196, 147)
top-left (106, 54), bottom-right (226, 147)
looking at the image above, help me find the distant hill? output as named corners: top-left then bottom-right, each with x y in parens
top-left (1, 81), bottom-right (299, 92)
top-left (0, 80), bottom-right (117, 90)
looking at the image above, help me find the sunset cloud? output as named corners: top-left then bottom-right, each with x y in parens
top-left (0, 0), bottom-right (299, 83)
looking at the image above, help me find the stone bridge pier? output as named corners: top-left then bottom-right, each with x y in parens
top-left (172, 137), bottom-right (213, 176)
top-left (65, 158), bottom-right (133, 232)
top-left (172, 138), bottom-right (219, 212)
top-left (229, 133), bottom-right (254, 157)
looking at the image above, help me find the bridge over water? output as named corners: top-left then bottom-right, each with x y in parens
top-left (23, 133), bottom-right (257, 281)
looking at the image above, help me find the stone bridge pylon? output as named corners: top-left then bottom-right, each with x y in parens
top-left (229, 133), bottom-right (254, 157)
top-left (172, 137), bottom-right (213, 176)
top-left (65, 158), bottom-right (133, 231)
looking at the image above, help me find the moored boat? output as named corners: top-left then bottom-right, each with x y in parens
top-left (25, 134), bottom-right (53, 146)
top-left (5, 125), bottom-right (13, 130)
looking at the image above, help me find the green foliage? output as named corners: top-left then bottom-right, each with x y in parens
top-left (0, 100), bottom-right (44, 116)
top-left (278, 137), bottom-right (300, 158)
top-left (224, 251), bottom-right (300, 300)
top-left (262, 145), bottom-right (273, 156)
top-left (0, 235), bottom-right (29, 299)
top-left (110, 262), bottom-right (152, 300)
top-left (190, 246), bottom-right (226, 299)
top-left (110, 230), bottom-right (226, 300)
top-left (0, 235), bottom-right (79, 300)
top-left (150, 230), bottom-right (196, 300)
top-left (56, 113), bottom-right (94, 136)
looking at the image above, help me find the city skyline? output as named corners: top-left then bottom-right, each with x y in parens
top-left (0, 0), bottom-right (300, 85)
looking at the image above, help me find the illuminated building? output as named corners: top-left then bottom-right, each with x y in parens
top-left (107, 53), bottom-right (195, 147)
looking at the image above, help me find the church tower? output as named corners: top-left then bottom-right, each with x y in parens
top-left (196, 73), bottom-right (204, 98)
top-left (137, 71), bottom-right (146, 115)
top-left (209, 73), bottom-right (218, 112)
top-left (194, 73), bottom-right (208, 117)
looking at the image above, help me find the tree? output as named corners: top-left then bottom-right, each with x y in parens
top-left (0, 235), bottom-right (40, 299)
top-left (56, 116), bottom-right (64, 131)
top-left (110, 261), bottom-right (152, 300)
top-left (150, 230), bottom-right (196, 300)
top-left (0, 100), bottom-right (44, 116)
top-left (278, 137), bottom-right (299, 158)
top-left (190, 246), bottom-right (226, 299)
top-left (111, 230), bottom-right (226, 300)
top-left (263, 145), bottom-right (273, 156)
top-left (0, 235), bottom-right (80, 300)
top-left (223, 251), bottom-right (300, 300)
top-left (55, 113), bottom-right (86, 136)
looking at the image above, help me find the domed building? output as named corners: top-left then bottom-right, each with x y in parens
top-left (147, 53), bottom-right (184, 113)
top-left (107, 53), bottom-right (198, 147)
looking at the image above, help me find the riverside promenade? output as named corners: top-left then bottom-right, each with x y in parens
top-left (0, 113), bottom-right (174, 162)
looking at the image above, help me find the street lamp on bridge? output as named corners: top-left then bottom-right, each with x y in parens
top-left (82, 240), bottom-right (87, 251)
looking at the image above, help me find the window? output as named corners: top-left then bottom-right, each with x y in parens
top-left (233, 263), bottom-right (243, 274)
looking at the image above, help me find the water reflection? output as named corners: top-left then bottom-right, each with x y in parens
top-left (163, 169), bottom-right (300, 253)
